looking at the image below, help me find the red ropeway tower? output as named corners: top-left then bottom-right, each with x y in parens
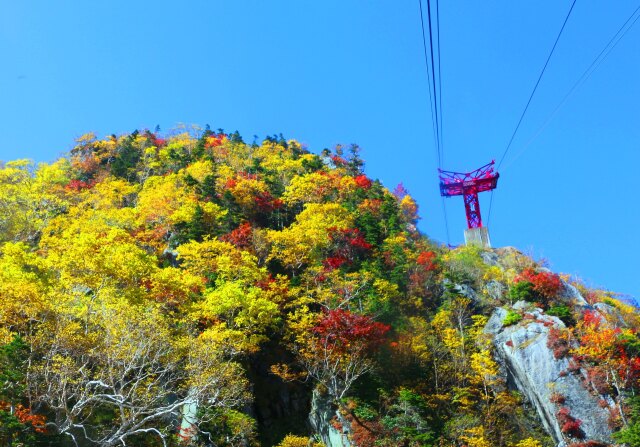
top-left (438, 161), bottom-right (499, 247)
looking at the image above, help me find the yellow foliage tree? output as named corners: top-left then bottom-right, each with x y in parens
top-left (267, 203), bottom-right (352, 272)
top-left (276, 434), bottom-right (324, 447)
top-left (512, 438), bottom-right (542, 447)
top-left (0, 159), bottom-right (69, 243)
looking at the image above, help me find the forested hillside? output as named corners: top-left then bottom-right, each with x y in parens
top-left (1, 128), bottom-right (639, 447)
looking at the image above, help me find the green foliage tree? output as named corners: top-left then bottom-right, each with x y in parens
top-left (110, 132), bottom-right (142, 180)
top-left (613, 397), bottom-right (640, 446)
top-left (381, 389), bottom-right (434, 446)
top-left (0, 335), bottom-right (28, 403)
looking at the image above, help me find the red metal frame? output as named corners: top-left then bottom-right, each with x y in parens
top-left (439, 161), bottom-right (499, 229)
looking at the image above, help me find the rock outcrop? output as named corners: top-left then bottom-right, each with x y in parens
top-left (485, 304), bottom-right (613, 446)
top-left (309, 390), bottom-right (351, 447)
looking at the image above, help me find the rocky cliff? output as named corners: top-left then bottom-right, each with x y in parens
top-left (486, 304), bottom-right (613, 446)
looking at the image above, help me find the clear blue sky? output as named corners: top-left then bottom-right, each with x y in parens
top-left (1, 1), bottom-right (638, 300)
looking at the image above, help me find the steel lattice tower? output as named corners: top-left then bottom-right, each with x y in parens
top-left (438, 161), bottom-right (499, 246)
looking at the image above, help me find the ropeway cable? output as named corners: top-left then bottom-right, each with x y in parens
top-left (488, 0), bottom-right (579, 227)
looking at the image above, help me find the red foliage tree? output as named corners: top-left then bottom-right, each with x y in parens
top-left (204, 133), bottom-right (226, 148)
top-left (254, 191), bottom-right (283, 213)
top-left (585, 366), bottom-right (613, 395)
top-left (65, 179), bottom-right (96, 191)
top-left (14, 404), bottom-right (47, 433)
top-left (615, 349), bottom-right (640, 390)
top-left (323, 256), bottom-right (347, 270)
top-left (416, 251), bottom-right (438, 271)
top-left (148, 133), bottom-right (166, 148)
top-left (340, 406), bottom-right (382, 447)
top-left (297, 309), bottom-right (390, 401)
top-left (313, 309), bottom-right (390, 355)
top-left (581, 310), bottom-right (603, 329)
top-left (0, 401), bottom-right (47, 434)
top-left (221, 222), bottom-right (253, 249)
top-left (331, 155), bottom-right (347, 167)
top-left (354, 175), bottom-right (372, 189)
top-left (515, 268), bottom-right (563, 299)
top-left (324, 228), bottom-right (373, 270)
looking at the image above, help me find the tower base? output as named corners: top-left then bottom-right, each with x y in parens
top-left (464, 227), bottom-right (491, 248)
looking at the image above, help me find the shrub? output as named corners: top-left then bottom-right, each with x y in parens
top-left (352, 402), bottom-right (377, 422)
top-left (583, 289), bottom-right (602, 305)
top-left (546, 305), bottom-right (575, 326)
top-left (547, 328), bottom-right (571, 359)
top-left (556, 407), bottom-right (584, 439)
top-left (516, 268), bottom-right (563, 299)
top-left (509, 281), bottom-right (536, 303)
top-left (581, 309), bottom-right (603, 328)
top-left (503, 310), bottom-right (523, 327)
top-left (416, 250), bottom-right (438, 272)
top-left (613, 396), bottom-right (640, 446)
top-left (617, 333), bottom-right (640, 357)
top-left (443, 245), bottom-right (486, 287)
top-left (608, 405), bottom-right (623, 430)
top-left (549, 392), bottom-right (566, 405)
top-left (567, 359), bottom-right (581, 374)
top-left (585, 366), bottom-right (612, 395)
top-left (613, 421), bottom-right (640, 446)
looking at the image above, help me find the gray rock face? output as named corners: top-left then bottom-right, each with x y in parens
top-left (485, 279), bottom-right (505, 301)
top-left (561, 282), bottom-right (589, 307)
top-left (443, 278), bottom-right (479, 302)
top-left (485, 306), bottom-right (613, 446)
top-left (480, 251), bottom-right (500, 266)
top-left (309, 390), bottom-right (351, 447)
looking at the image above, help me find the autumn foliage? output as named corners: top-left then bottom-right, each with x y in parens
top-left (557, 407), bottom-right (584, 439)
top-left (515, 267), bottom-right (563, 299)
top-left (221, 222), bottom-right (253, 248)
top-left (324, 227), bottom-right (372, 269)
top-left (313, 309), bottom-right (390, 355)
top-left (0, 126), bottom-right (634, 447)
top-left (0, 402), bottom-right (46, 433)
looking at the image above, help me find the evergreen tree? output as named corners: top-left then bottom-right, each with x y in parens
top-left (110, 132), bottom-right (141, 181)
